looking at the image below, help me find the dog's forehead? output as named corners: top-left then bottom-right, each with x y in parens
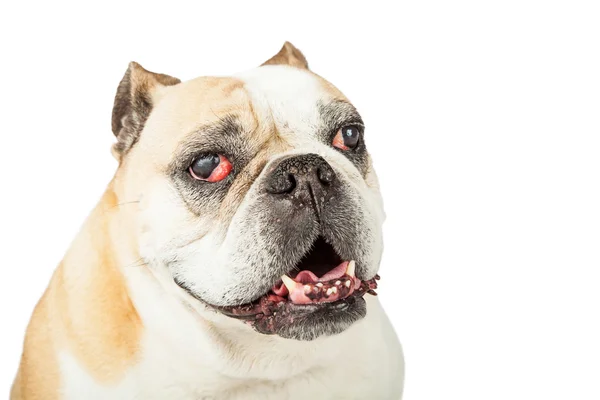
top-left (235, 65), bottom-right (347, 139)
top-left (137, 66), bottom-right (348, 166)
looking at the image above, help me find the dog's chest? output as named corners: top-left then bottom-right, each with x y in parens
top-left (58, 343), bottom-right (387, 400)
top-left (134, 324), bottom-right (392, 400)
top-left (58, 319), bottom-right (401, 400)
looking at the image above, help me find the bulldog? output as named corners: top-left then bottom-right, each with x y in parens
top-left (11, 42), bottom-right (404, 400)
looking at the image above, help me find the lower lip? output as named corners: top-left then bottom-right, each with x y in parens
top-left (216, 275), bottom-right (380, 320)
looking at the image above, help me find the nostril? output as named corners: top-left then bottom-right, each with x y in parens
top-left (267, 172), bottom-right (296, 194)
top-left (317, 166), bottom-right (335, 185)
top-left (286, 173), bottom-right (297, 192)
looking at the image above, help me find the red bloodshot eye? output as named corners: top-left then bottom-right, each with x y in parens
top-left (332, 125), bottom-right (360, 151)
top-left (332, 130), bottom-right (349, 150)
top-left (189, 154), bottom-right (232, 182)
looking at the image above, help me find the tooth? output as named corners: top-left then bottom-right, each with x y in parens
top-left (304, 285), bottom-right (312, 293)
top-left (345, 280), bottom-right (351, 288)
top-left (281, 275), bottom-right (298, 292)
top-left (326, 288), bottom-right (334, 296)
top-left (346, 260), bottom-right (356, 277)
top-left (316, 282), bottom-right (323, 287)
top-left (331, 287), bottom-right (337, 294)
top-left (335, 280), bottom-right (341, 286)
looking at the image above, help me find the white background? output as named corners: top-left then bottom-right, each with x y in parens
top-left (1, 1), bottom-right (599, 399)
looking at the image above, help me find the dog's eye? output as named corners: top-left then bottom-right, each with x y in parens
top-left (189, 154), bottom-right (232, 182)
top-left (332, 126), bottom-right (360, 150)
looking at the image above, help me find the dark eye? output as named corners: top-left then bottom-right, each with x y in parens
top-left (189, 154), bottom-right (232, 182)
top-left (332, 125), bottom-right (360, 150)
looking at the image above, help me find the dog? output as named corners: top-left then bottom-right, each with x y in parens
top-left (11, 42), bottom-right (404, 400)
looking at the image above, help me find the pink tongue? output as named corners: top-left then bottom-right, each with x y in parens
top-left (272, 261), bottom-right (348, 296)
top-left (272, 261), bottom-right (360, 304)
top-left (296, 261), bottom-right (349, 283)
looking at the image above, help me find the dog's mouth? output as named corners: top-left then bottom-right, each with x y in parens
top-left (213, 236), bottom-right (379, 338)
top-left (271, 236), bottom-right (370, 305)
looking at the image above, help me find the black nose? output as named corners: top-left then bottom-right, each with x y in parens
top-left (265, 154), bottom-right (336, 196)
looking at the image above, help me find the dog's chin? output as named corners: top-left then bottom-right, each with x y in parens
top-left (223, 292), bottom-right (370, 341)
top-left (254, 296), bottom-right (368, 341)
top-left (175, 236), bottom-right (380, 341)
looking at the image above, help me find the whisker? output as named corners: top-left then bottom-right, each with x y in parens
top-left (123, 257), bottom-right (148, 269)
top-left (101, 199), bottom-right (141, 215)
top-left (111, 200), bottom-right (141, 209)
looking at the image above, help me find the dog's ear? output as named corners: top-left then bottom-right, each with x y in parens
top-left (111, 62), bottom-right (180, 160)
top-left (261, 41), bottom-right (309, 70)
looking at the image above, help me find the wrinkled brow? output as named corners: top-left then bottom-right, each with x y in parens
top-left (318, 100), bottom-right (364, 137)
top-left (168, 114), bottom-right (250, 173)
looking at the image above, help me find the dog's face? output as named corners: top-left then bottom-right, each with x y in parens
top-left (112, 43), bottom-right (385, 341)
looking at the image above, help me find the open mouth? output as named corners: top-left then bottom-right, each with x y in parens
top-left (215, 236), bottom-right (379, 330)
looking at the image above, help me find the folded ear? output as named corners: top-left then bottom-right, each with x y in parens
top-left (261, 41), bottom-right (309, 70)
top-left (111, 62), bottom-right (180, 160)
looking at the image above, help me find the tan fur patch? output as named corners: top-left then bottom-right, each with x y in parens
top-left (55, 189), bottom-right (143, 383)
top-left (11, 285), bottom-right (60, 400)
top-left (102, 185), bottom-right (119, 209)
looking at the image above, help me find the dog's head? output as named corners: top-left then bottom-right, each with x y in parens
top-left (111, 42), bottom-right (385, 341)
